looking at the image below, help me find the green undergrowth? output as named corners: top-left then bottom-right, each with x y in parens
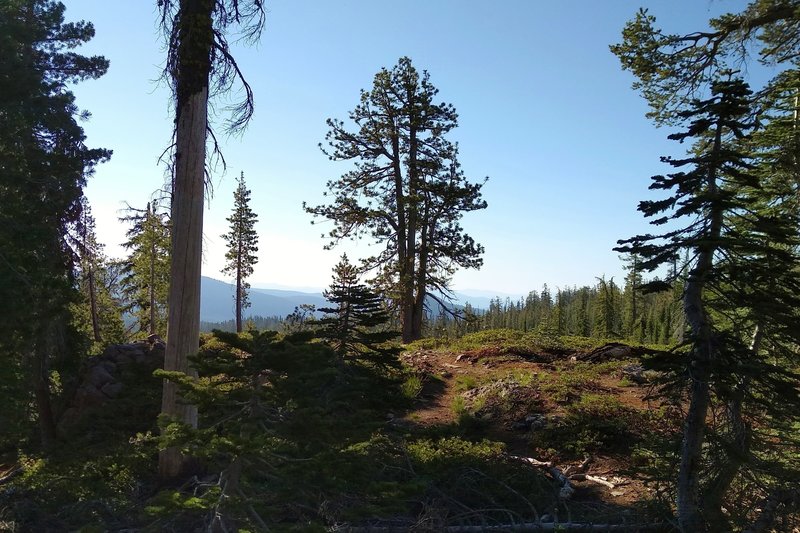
top-left (408, 329), bottom-right (668, 356)
top-left (2, 329), bottom-right (675, 531)
top-left (1, 353), bottom-right (161, 531)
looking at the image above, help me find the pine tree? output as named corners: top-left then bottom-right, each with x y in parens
top-left (71, 198), bottom-right (125, 351)
top-left (0, 0), bottom-right (109, 449)
top-left (221, 172), bottom-right (259, 333)
top-left (120, 200), bottom-right (171, 338)
top-left (616, 77), bottom-right (800, 531)
top-left (305, 57), bottom-right (487, 343)
top-left (317, 255), bottom-right (401, 369)
top-left (621, 253), bottom-right (645, 342)
top-left (593, 276), bottom-right (620, 339)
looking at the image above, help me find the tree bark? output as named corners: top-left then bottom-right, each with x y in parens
top-left (159, 0), bottom-right (213, 481)
top-left (30, 337), bottom-right (57, 450)
top-left (235, 243), bottom-right (242, 333)
top-left (159, 86), bottom-right (207, 480)
top-left (675, 119), bottom-right (724, 533)
top-left (149, 220), bottom-right (157, 336)
top-left (87, 261), bottom-right (101, 342)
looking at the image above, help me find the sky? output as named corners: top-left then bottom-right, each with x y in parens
top-left (65, 0), bottom-right (752, 296)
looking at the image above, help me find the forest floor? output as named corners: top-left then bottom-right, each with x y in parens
top-left (397, 340), bottom-right (677, 513)
top-left (1, 331), bottom-right (680, 531)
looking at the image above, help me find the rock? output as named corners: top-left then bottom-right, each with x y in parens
top-left (526, 414), bottom-right (547, 429)
top-left (511, 413), bottom-right (547, 431)
top-left (455, 354), bottom-right (469, 362)
top-left (622, 364), bottom-right (646, 384)
top-left (87, 365), bottom-right (114, 387)
top-left (56, 407), bottom-right (81, 433)
top-left (75, 385), bottom-right (107, 409)
top-left (101, 381), bottom-right (124, 399)
top-left (99, 360), bottom-right (117, 373)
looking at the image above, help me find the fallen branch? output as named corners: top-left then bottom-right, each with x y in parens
top-left (343, 521), bottom-right (671, 532)
top-left (569, 474), bottom-right (616, 489)
top-left (510, 456), bottom-right (574, 500)
top-left (563, 456), bottom-right (592, 477)
top-left (0, 466), bottom-right (21, 485)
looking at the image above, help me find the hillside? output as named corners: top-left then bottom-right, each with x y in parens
top-left (202, 276), bottom-right (494, 323)
top-left (1, 331), bottom-right (691, 531)
top-left (200, 276), bottom-right (328, 322)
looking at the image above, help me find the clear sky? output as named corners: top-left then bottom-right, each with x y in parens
top-left (65, 0), bottom-right (750, 296)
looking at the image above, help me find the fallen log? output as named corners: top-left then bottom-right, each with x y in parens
top-left (343, 520), bottom-right (671, 532)
top-left (568, 473), bottom-right (616, 489)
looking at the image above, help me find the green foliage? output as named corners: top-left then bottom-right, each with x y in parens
top-left (316, 254), bottom-right (401, 368)
top-left (70, 199), bottom-right (126, 352)
top-left (400, 372), bottom-right (423, 399)
top-left (613, 20), bottom-right (800, 523)
top-left (0, 0), bottom-right (110, 449)
top-left (429, 277), bottom-right (683, 346)
top-left (2, 354), bottom-right (162, 531)
top-left (220, 171), bottom-right (259, 332)
top-left (535, 395), bottom-right (650, 458)
top-left (119, 200), bottom-right (170, 338)
top-left (432, 328), bottom-right (617, 355)
top-left (305, 56), bottom-right (487, 342)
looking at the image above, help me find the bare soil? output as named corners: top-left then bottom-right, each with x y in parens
top-left (399, 345), bottom-right (669, 509)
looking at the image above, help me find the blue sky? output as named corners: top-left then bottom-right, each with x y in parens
top-left (66, 0), bottom-right (750, 295)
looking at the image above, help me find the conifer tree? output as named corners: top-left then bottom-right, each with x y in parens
top-left (0, 0), bottom-right (109, 449)
top-left (221, 172), bottom-right (259, 333)
top-left (593, 277), bottom-right (620, 339)
top-left (306, 57), bottom-right (487, 343)
top-left (120, 200), bottom-right (171, 337)
top-left (317, 254), bottom-right (401, 368)
top-left (71, 198), bottom-right (125, 350)
top-left (616, 77), bottom-right (800, 531)
top-left (621, 253), bottom-right (645, 342)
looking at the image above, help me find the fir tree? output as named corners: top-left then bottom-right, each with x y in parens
top-left (71, 198), bottom-right (125, 350)
top-left (221, 172), bottom-right (259, 333)
top-left (616, 77), bottom-right (800, 531)
top-left (317, 254), bottom-right (401, 369)
top-left (120, 200), bottom-right (171, 338)
top-left (0, 0), bottom-right (109, 449)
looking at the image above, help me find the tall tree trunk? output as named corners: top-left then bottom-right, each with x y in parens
top-left (676, 121), bottom-right (724, 533)
top-left (30, 335), bottom-right (57, 450)
top-left (149, 232), bottom-right (156, 336)
top-left (159, 0), bottom-right (213, 481)
top-left (87, 262), bottom-right (101, 342)
top-left (702, 325), bottom-right (759, 527)
top-left (235, 249), bottom-right (242, 333)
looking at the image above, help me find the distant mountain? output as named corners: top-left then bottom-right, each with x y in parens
top-left (202, 276), bottom-right (497, 323)
top-left (201, 277), bottom-right (327, 323)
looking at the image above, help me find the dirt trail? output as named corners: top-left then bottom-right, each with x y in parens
top-left (399, 346), bottom-right (660, 508)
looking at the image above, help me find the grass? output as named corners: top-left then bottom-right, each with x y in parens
top-left (401, 373), bottom-right (424, 399)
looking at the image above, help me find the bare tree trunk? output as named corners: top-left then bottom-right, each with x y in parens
top-left (235, 253), bottom-right (242, 333)
top-left (149, 233), bottom-right (156, 336)
top-left (87, 262), bottom-right (101, 342)
top-left (159, 88), bottom-right (207, 480)
top-left (158, 0), bottom-right (214, 481)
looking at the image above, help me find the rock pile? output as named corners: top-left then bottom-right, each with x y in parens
top-left (57, 336), bottom-right (165, 434)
